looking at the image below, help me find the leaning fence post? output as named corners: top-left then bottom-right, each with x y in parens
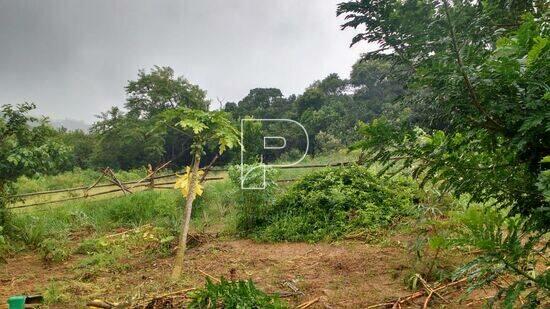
top-left (147, 164), bottom-right (155, 190)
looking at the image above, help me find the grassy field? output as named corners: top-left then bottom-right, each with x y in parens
top-left (0, 152), bottom-right (495, 308)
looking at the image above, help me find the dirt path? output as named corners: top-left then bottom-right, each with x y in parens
top-left (1, 239), bottom-right (483, 308)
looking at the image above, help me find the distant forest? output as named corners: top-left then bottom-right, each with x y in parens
top-left (50, 59), bottom-right (402, 171)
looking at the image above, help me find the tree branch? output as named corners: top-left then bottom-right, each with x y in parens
top-left (442, 0), bottom-right (504, 132)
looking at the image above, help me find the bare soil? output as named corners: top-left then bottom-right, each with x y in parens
top-left (0, 236), bottom-right (489, 308)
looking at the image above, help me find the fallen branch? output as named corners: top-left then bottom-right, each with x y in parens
top-left (367, 278), bottom-right (467, 308)
top-left (86, 300), bottom-right (118, 308)
top-left (416, 274), bottom-right (447, 304)
top-left (297, 297), bottom-right (320, 309)
top-left (422, 291), bottom-right (434, 309)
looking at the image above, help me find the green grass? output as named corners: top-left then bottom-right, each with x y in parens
top-left (14, 167), bottom-right (148, 194)
top-left (6, 190), bottom-right (181, 250)
top-left (4, 152), bottom-right (364, 258)
top-left (4, 178), bottom-right (244, 254)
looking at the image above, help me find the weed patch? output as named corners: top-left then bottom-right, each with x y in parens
top-left (188, 278), bottom-right (287, 309)
top-left (39, 238), bottom-right (71, 263)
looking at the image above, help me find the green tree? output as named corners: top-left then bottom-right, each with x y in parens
top-left (125, 66), bottom-right (211, 166)
top-left (57, 129), bottom-right (96, 169)
top-left (0, 103), bottom-right (70, 225)
top-left (159, 108), bottom-right (240, 280)
top-left (339, 0), bottom-right (549, 304)
top-left (90, 107), bottom-right (165, 170)
top-left (125, 66), bottom-right (209, 118)
top-left (339, 0), bottom-right (548, 220)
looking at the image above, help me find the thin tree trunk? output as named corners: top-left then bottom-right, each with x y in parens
top-left (171, 152), bottom-right (201, 280)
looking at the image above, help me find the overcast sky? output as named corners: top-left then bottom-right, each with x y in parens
top-left (0, 0), bottom-right (373, 123)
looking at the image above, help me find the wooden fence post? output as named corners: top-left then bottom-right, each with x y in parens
top-left (147, 164), bottom-right (155, 190)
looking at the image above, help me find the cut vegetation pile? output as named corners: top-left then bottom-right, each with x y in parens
top-left (247, 166), bottom-right (418, 242)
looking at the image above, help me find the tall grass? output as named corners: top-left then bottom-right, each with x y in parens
top-left (14, 167), bottom-right (148, 194)
top-left (7, 190), bottom-right (181, 248)
top-left (5, 178), bottom-right (243, 251)
top-left (5, 152), bottom-right (362, 253)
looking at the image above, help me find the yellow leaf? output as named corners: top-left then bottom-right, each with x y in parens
top-left (174, 166), bottom-right (204, 197)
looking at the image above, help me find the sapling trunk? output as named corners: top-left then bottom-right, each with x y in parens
top-left (171, 152), bottom-right (201, 280)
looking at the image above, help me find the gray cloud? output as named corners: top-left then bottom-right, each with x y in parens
top-left (0, 0), bottom-right (373, 122)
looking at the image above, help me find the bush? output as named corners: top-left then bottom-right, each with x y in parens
top-left (39, 238), bottom-right (71, 263)
top-left (228, 164), bottom-right (279, 236)
top-left (445, 204), bottom-right (549, 308)
top-left (188, 278), bottom-right (287, 309)
top-left (315, 131), bottom-right (342, 153)
top-left (252, 166), bottom-right (418, 242)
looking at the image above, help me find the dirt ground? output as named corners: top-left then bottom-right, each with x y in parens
top-left (0, 236), bottom-right (491, 308)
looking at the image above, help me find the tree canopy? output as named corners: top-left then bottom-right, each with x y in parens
top-left (0, 103), bottom-right (70, 224)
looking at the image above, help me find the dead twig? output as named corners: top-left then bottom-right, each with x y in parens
top-left (297, 297), bottom-right (320, 309)
top-left (83, 174), bottom-right (105, 197)
top-left (416, 274), bottom-right (448, 303)
top-left (133, 287), bottom-right (196, 308)
top-left (86, 300), bottom-right (117, 308)
top-left (367, 278), bottom-right (467, 308)
top-left (197, 268), bottom-right (221, 283)
top-left (200, 154), bottom-right (220, 183)
top-left (103, 168), bottom-right (132, 195)
top-left (422, 291), bottom-right (434, 309)
top-left (129, 160), bottom-right (172, 190)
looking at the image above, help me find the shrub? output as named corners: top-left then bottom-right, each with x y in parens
top-left (445, 204), bottom-right (549, 307)
top-left (188, 278), bottom-right (287, 309)
top-left (39, 238), bottom-right (71, 263)
top-left (228, 164), bottom-right (279, 236)
top-left (315, 131), bottom-right (342, 153)
top-left (252, 166), bottom-right (418, 242)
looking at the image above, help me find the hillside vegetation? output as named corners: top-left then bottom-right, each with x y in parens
top-left (0, 1), bottom-right (548, 308)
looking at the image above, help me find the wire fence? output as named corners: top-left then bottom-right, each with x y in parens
top-left (9, 161), bottom-right (355, 210)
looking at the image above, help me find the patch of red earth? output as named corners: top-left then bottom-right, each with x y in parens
top-left (1, 239), bottom-right (487, 308)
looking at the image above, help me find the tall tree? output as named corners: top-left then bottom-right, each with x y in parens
top-left (338, 0), bottom-right (549, 217)
top-left (125, 66), bottom-right (211, 166)
top-left (125, 66), bottom-right (209, 118)
top-left (339, 1), bottom-right (549, 303)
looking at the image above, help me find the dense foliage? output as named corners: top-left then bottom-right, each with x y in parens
top-left (0, 103), bottom-right (70, 225)
top-left (189, 278), bottom-right (287, 309)
top-left (448, 204), bottom-right (549, 307)
top-left (338, 0), bottom-right (549, 305)
top-left (224, 59), bottom-right (404, 160)
top-left (249, 167), bottom-right (417, 242)
top-left (228, 164), bottom-right (279, 236)
top-left (340, 0), bottom-right (549, 223)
